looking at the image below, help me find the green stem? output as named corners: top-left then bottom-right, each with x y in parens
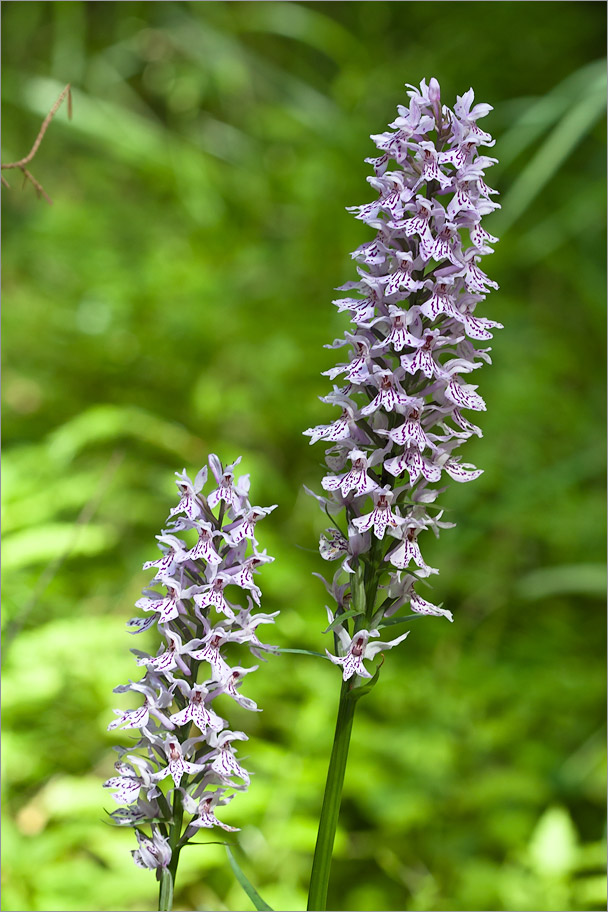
top-left (158, 785), bottom-right (185, 912)
top-left (307, 679), bottom-right (357, 912)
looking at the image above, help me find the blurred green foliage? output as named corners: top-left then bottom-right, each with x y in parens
top-left (1, 3), bottom-right (606, 911)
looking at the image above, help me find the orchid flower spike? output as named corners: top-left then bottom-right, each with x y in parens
top-left (104, 454), bottom-right (278, 878)
top-left (305, 77), bottom-right (501, 681)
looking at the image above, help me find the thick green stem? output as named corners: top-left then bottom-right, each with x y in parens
top-left (307, 679), bottom-right (358, 912)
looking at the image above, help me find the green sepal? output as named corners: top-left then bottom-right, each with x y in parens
top-left (226, 845), bottom-right (274, 911)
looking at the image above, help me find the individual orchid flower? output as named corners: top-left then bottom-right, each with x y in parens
top-left (384, 404), bottom-right (433, 452)
top-left (319, 527), bottom-right (349, 562)
top-left (132, 827), bottom-right (172, 870)
top-left (135, 580), bottom-right (187, 625)
top-left (201, 729), bottom-right (251, 785)
top-left (387, 525), bottom-right (438, 576)
top-left (155, 737), bottom-right (206, 788)
top-left (169, 682), bottom-right (225, 734)
top-left (213, 665), bottom-right (260, 711)
top-left (444, 379), bottom-right (487, 411)
top-left (188, 621), bottom-right (234, 678)
top-left (103, 757), bottom-right (159, 806)
top-left (304, 400), bottom-right (361, 446)
top-left (134, 627), bottom-right (194, 676)
top-left (229, 550), bottom-right (275, 604)
top-left (351, 487), bottom-right (403, 540)
top-left (400, 330), bottom-right (452, 380)
top-left (225, 505), bottom-right (277, 545)
top-left (142, 533), bottom-right (188, 577)
top-left (231, 606), bottom-right (281, 658)
top-left (367, 305), bottom-right (419, 353)
top-left (184, 520), bottom-right (224, 564)
top-left (379, 251), bottom-right (424, 296)
top-left (410, 592), bottom-right (454, 622)
top-left (107, 702), bottom-right (152, 732)
top-left (384, 446), bottom-right (441, 485)
top-left (442, 458), bottom-right (484, 483)
top-left (192, 572), bottom-right (238, 620)
top-left (169, 466), bottom-right (208, 520)
top-left (419, 277), bottom-right (460, 321)
top-left (107, 678), bottom-right (175, 732)
top-left (359, 369), bottom-right (417, 416)
top-left (321, 448), bottom-right (379, 498)
top-left (326, 626), bottom-right (411, 681)
top-left (183, 790), bottom-right (239, 832)
top-left (207, 455), bottom-right (250, 510)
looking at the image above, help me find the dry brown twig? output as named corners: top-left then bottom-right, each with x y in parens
top-left (1, 83), bottom-right (72, 204)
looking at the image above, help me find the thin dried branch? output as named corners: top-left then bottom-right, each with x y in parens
top-left (1, 83), bottom-right (72, 204)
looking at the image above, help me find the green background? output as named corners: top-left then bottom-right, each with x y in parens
top-left (2, 2), bottom-right (606, 911)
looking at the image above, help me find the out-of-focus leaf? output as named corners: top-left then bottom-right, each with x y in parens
top-left (46, 404), bottom-right (204, 464)
top-left (516, 564), bottom-right (606, 600)
top-left (497, 61), bottom-right (606, 233)
top-left (2, 522), bottom-right (117, 570)
top-left (497, 58), bottom-right (606, 169)
top-left (238, 1), bottom-right (363, 64)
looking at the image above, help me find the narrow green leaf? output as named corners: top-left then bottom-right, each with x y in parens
top-left (226, 846), bottom-right (274, 912)
top-left (277, 647), bottom-right (329, 659)
top-left (181, 840), bottom-right (234, 848)
top-left (322, 607), bottom-right (364, 634)
top-left (516, 563), bottom-right (606, 600)
top-left (374, 613), bottom-right (420, 628)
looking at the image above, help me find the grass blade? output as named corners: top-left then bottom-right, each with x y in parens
top-left (226, 846), bottom-right (274, 912)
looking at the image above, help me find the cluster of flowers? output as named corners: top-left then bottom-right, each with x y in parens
top-left (304, 78), bottom-right (501, 679)
top-left (103, 455), bottom-right (277, 871)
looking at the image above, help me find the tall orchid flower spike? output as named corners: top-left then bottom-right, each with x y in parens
top-left (104, 454), bottom-right (277, 910)
top-left (305, 78), bottom-right (501, 912)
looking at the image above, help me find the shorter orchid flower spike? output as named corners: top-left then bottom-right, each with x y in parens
top-left (106, 453), bottom-right (278, 875)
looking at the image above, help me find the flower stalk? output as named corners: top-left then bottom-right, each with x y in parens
top-left (307, 680), bottom-right (357, 912)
